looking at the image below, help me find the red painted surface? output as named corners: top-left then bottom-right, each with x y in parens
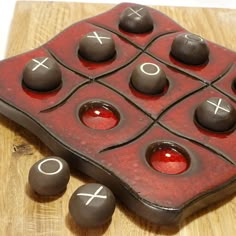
top-left (0, 2), bottom-right (235, 223)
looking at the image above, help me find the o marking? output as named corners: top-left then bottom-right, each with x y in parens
top-left (184, 34), bottom-right (203, 42)
top-left (140, 63), bottom-right (160, 76)
top-left (38, 158), bottom-right (63, 175)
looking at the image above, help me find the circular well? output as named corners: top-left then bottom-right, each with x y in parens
top-left (146, 142), bottom-right (190, 175)
top-left (79, 101), bottom-right (120, 130)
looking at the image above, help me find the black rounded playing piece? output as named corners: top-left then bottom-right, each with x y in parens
top-left (119, 6), bottom-right (153, 34)
top-left (69, 183), bottom-right (116, 228)
top-left (130, 62), bottom-right (167, 95)
top-left (195, 97), bottom-right (236, 132)
top-left (170, 33), bottom-right (209, 65)
top-left (28, 156), bottom-right (70, 196)
top-left (78, 31), bottom-right (116, 62)
top-left (22, 57), bottom-right (62, 92)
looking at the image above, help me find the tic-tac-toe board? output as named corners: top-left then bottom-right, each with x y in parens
top-left (0, 3), bottom-right (235, 226)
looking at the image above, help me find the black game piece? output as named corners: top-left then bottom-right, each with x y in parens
top-left (119, 6), bottom-right (153, 34)
top-left (28, 156), bottom-right (70, 196)
top-left (170, 33), bottom-right (209, 65)
top-left (78, 31), bottom-right (116, 62)
top-left (195, 97), bottom-right (236, 132)
top-left (69, 183), bottom-right (116, 227)
top-left (130, 62), bottom-right (167, 94)
top-left (22, 57), bottom-right (62, 92)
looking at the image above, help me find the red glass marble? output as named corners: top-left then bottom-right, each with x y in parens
top-left (149, 145), bottom-right (189, 174)
top-left (80, 102), bottom-right (120, 130)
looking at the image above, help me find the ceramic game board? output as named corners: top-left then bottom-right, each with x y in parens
top-left (0, 3), bottom-right (235, 225)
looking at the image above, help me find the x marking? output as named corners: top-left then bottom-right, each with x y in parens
top-left (87, 31), bottom-right (111, 45)
top-left (207, 98), bottom-right (230, 114)
top-left (32, 58), bottom-right (49, 71)
top-left (128, 7), bottom-right (144, 17)
top-left (77, 186), bottom-right (107, 206)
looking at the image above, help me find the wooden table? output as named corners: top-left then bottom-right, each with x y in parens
top-left (0, 2), bottom-right (235, 235)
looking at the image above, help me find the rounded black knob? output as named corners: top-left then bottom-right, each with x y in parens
top-left (22, 57), bottom-right (62, 92)
top-left (69, 183), bottom-right (116, 227)
top-left (171, 33), bottom-right (209, 65)
top-left (119, 6), bottom-right (153, 34)
top-left (130, 62), bottom-right (167, 95)
top-left (195, 97), bottom-right (236, 132)
top-left (78, 31), bottom-right (116, 62)
top-left (28, 156), bottom-right (70, 196)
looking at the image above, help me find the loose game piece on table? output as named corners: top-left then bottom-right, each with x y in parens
top-left (28, 156), bottom-right (70, 196)
top-left (69, 183), bottom-right (116, 228)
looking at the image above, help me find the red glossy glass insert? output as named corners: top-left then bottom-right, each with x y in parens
top-left (147, 142), bottom-right (189, 174)
top-left (79, 101), bottom-right (120, 130)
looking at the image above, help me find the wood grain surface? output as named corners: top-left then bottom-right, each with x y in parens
top-left (0, 2), bottom-right (235, 235)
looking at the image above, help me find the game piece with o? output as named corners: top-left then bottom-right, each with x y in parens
top-left (28, 156), bottom-right (70, 196)
top-left (130, 62), bottom-right (167, 95)
top-left (170, 33), bottom-right (209, 65)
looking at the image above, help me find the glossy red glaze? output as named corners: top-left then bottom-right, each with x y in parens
top-left (37, 83), bottom-right (152, 156)
top-left (149, 146), bottom-right (189, 175)
top-left (97, 125), bottom-right (235, 207)
top-left (101, 53), bottom-right (204, 118)
top-left (0, 48), bottom-right (86, 113)
top-left (159, 87), bottom-right (236, 163)
top-left (80, 102), bottom-right (120, 130)
top-left (87, 3), bottom-right (185, 48)
top-left (45, 22), bottom-right (141, 79)
top-left (148, 32), bottom-right (236, 82)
